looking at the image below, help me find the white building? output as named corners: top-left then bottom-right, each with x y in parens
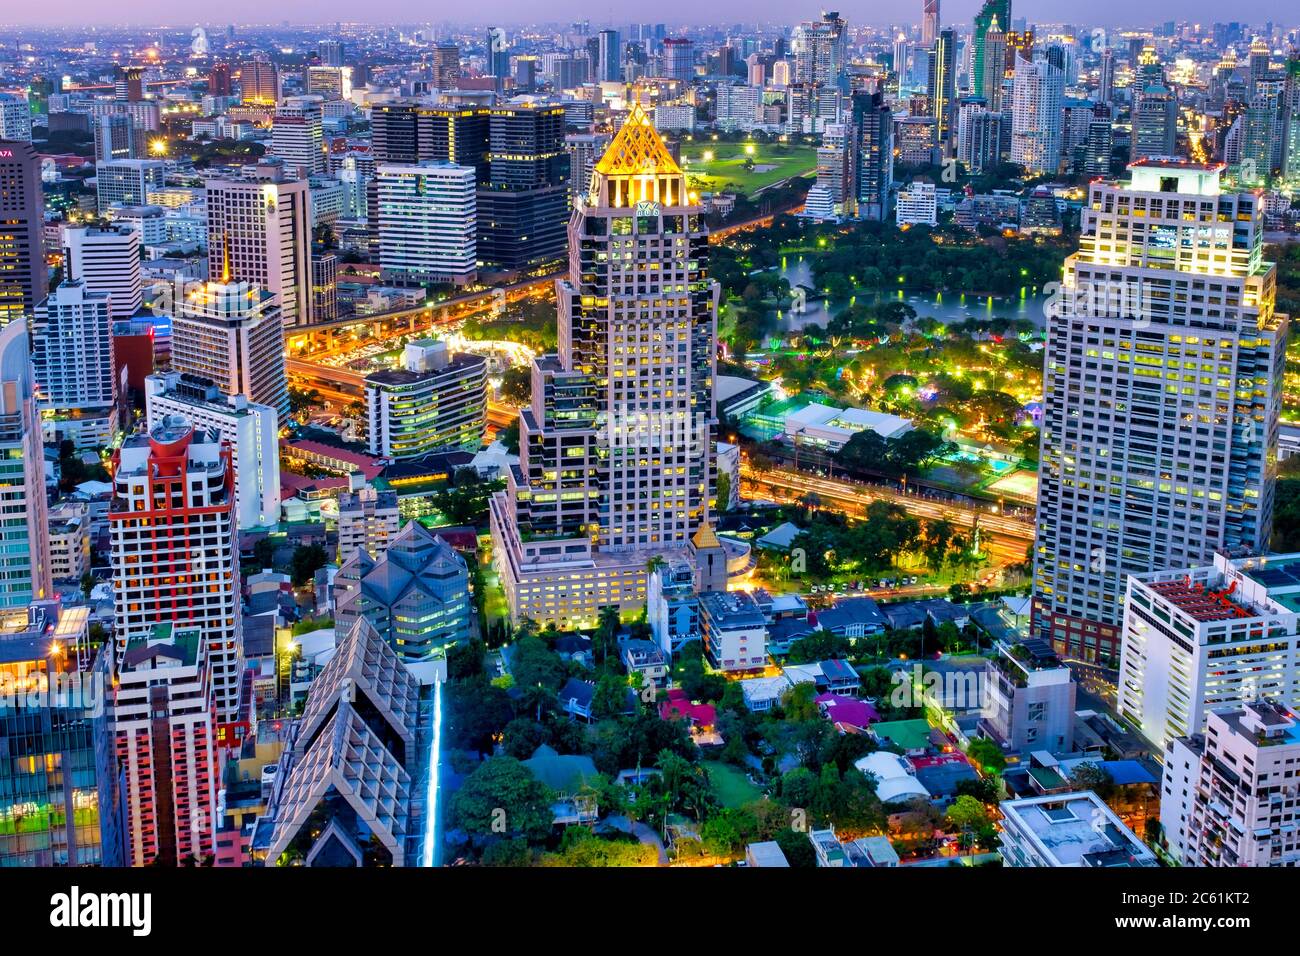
top-left (47, 501), bottom-right (90, 582)
top-left (145, 370), bottom-right (281, 530)
top-left (270, 95), bottom-right (325, 179)
top-left (376, 162), bottom-right (477, 287)
top-left (94, 158), bottom-right (166, 213)
top-left (700, 590), bottom-right (768, 672)
top-left (62, 224), bottom-right (142, 320)
top-left (784, 402), bottom-right (913, 450)
top-left (1010, 56), bottom-right (1064, 175)
top-left (169, 282), bottom-right (289, 420)
top-left (110, 419), bottom-right (243, 723)
top-left (999, 792), bottom-right (1157, 867)
top-left (30, 280), bottom-right (116, 448)
top-left (896, 180), bottom-right (938, 226)
top-left (364, 340), bottom-right (487, 458)
top-left (336, 473), bottom-right (401, 563)
top-left (1161, 700), bottom-right (1300, 867)
top-left (1119, 552), bottom-right (1300, 749)
top-left (0, 92), bottom-right (32, 141)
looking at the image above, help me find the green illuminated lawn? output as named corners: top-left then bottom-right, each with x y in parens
top-left (704, 760), bottom-right (762, 808)
top-left (679, 141), bottom-right (816, 196)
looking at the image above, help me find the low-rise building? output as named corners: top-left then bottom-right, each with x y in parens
top-left (700, 590), bottom-right (768, 672)
top-left (999, 792), bottom-right (1157, 867)
top-left (981, 638), bottom-right (1076, 754)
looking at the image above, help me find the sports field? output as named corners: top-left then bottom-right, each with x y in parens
top-left (679, 141), bottom-right (816, 195)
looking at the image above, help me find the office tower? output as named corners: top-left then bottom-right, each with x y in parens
top-left (811, 122), bottom-right (854, 219)
top-left (980, 19), bottom-right (1008, 109)
top-left (94, 114), bottom-right (139, 162)
top-left (311, 253), bottom-right (338, 322)
top-left (957, 102), bottom-right (1003, 172)
top-left (1006, 29), bottom-right (1034, 70)
top-left (1248, 37), bottom-right (1271, 99)
top-left (170, 282), bottom-right (289, 419)
top-left (257, 618), bottom-right (423, 866)
top-left (1130, 83), bottom-right (1179, 162)
top-left (305, 66), bottom-right (345, 100)
top-left (432, 43), bottom-right (461, 89)
top-left (1240, 90), bottom-right (1282, 184)
top-left (376, 162), bottom-right (477, 287)
top-left (62, 224), bottom-right (141, 320)
top-left (1119, 552), bottom-right (1300, 748)
top-left (853, 91), bottom-right (893, 221)
top-left (1032, 162), bottom-right (1285, 664)
top-left (144, 371), bottom-right (281, 530)
top-left (94, 158), bottom-right (165, 213)
top-left (334, 521), bottom-right (472, 667)
top-left (663, 38), bottom-right (695, 81)
top-left (513, 57), bottom-right (539, 92)
top-left (1162, 700), bottom-right (1300, 866)
top-left (31, 281), bottom-right (115, 446)
top-left (115, 66), bottom-right (144, 103)
top-left (792, 12), bottom-right (848, 90)
top-left (336, 473), bottom-right (400, 563)
top-left (318, 39), bottom-right (344, 68)
top-left (364, 339), bottom-right (487, 458)
top-left (476, 103), bottom-right (570, 271)
top-left (0, 602), bottom-right (114, 866)
top-left (204, 169), bottom-right (314, 327)
top-left (0, 93), bottom-right (32, 141)
top-left (487, 27), bottom-right (511, 82)
top-left (109, 420), bottom-right (243, 725)
top-left (1082, 104), bottom-right (1114, 175)
top-left (271, 96), bottom-right (325, 179)
top-left (999, 792), bottom-right (1157, 867)
top-left (1010, 56), bottom-right (1064, 175)
top-left (927, 29), bottom-right (957, 155)
top-left (370, 102), bottom-right (490, 177)
top-left (598, 29), bottom-right (622, 82)
top-left (488, 102), bottom-right (720, 627)
top-left (1098, 48), bottom-right (1115, 106)
top-left (0, 320), bottom-right (51, 609)
top-left (106, 621), bottom-right (218, 866)
top-left (972, 0), bottom-right (1011, 105)
top-left (208, 61), bottom-right (232, 97)
top-left (922, 0), bottom-right (940, 46)
top-left (565, 132), bottom-right (609, 203)
top-left (0, 140), bottom-right (44, 326)
top-left (240, 53), bottom-right (279, 105)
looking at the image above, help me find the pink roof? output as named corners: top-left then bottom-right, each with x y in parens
top-left (909, 752), bottom-right (970, 769)
top-left (659, 688), bottom-right (717, 728)
top-left (281, 440), bottom-right (384, 480)
top-left (815, 693), bottom-right (879, 729)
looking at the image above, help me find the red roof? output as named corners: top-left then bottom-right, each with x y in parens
top-left (281, 439), bottom-right (383, 480)
top-left (658, 689), bottom-right (716, 728)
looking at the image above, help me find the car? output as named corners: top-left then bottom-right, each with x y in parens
top-left (908, 576), bottom-right (918, 585)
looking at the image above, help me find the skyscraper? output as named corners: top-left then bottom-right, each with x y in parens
top-left (1098, 48), bottom-right (1115, 106)
top-left (62, 224), bottom-right (142, 320)
top-left (1032, 161), bottom-right (1285, 664)
top-left (376, 162), bottom-right (478, 286)
top-left (489, 102), bottom-right (720, 627)
top-left (204, 168), bottom-right (314, 326)
top-left (927, 28), bottom-right (957, 155)
top-left (663, 38), bottom-right (695, 81)
top-left (1011, 56), bottom-right (1064, 175)
top-left (94, 158), bottom-right (166, 213)
top-left (31, 281), bottom-right (116, 448)
top-left (980, 18), bottom-right (1008, 109)
top-left (109, 419), bottom-right (244, 725)
top-left (240, 53), bottom-right (279, 106)
top-left (0, 93), bottom-right (33, 141)
top-left (1130, 83), bottom-right (1179, 162)
top-left (922, 0), bottom-right (940, 47)
top-left (792, 12), bottom-right (848, 90)
top-left (0, 139), bottom-right (44, 326)
top-left (271, 95), bottom-right (325, 179)
top-left (486, 27), bottom-right (511, 83)
top-left (598, 29), bottom-right (622, 82)
top-left (852, 90), bottom-right (893, 221)
top-left (971, 0), bottom-right (1011, 106)
top-left (0, 319), bottom-right (50, 609)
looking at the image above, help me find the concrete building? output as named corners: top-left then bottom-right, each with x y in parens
top-left (62, 224), bottom-right (142, 321)
top-left (981, 638), bottom-right (1077, 753)
top-left (169, 282), bottom-right (289, 420)
top-left (333, 521), bottom-right (471, 673)
top-left (94, 158), bottom-right (166, 214)
top-left (376, 162), bottom-right (477, 286)
top-left (647, 558), bottom-right (700, 656)
top-left (271, 95), bottom-right (325, 179)
top-left (896, 180), bottom-right (938, 226)
top-left (1161, 700), bottom-right (1300, 867)
top-left (1010, 56), bottom-right (1064, 175)
top-left (1119, 552), bottom-right (1300, 749)
top-left (0, 93), bottom-right (31, 142)
top-left (364, 340), bottom-right (486, 459)
top-left (489, 102), bottom-right (720, 628)
top-left (999, 792), bottom-right (1157, 867)
top-left (1032, 161), bottom-right (1285, 664)
top-left (336, 473), bottom-right (400, 563)
top-left (31, 281), bottom-right (116, 448)
top-left (109, 419), bottom-right (243, 724)
top-left (700, 590), bottom-right (768, 673)
top-left (0, 320), bottom-right (51, 610)
top-left (47, 502), bottom-right (90, 582)
top-left (0, 139), bottom-right (46, 325)
top-left (144, 370), bottom-right (281, 530)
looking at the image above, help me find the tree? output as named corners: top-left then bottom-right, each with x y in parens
top-left (965, 737), bottom-right (1007, 776)
top-left (945, 794), bottom-right (988, 853)
top-left (453, 756), bottom-right (554, 846)
top-left (252, 537), bottom-right (278, 571)
top-left (1069, 761), bottom-right (1116, 800)
top-left (511, 635), bottom-right (566, 720)
top-left (290, 544), bottom-right (328, 586)
top-left (774, 827), bottom-right (817, 867)
top-left (715, 472), bottom-right (732, 513)
top-left (591, 673), bottom-right (630, 720)
top-left (498, 365), bottom-right (531, 405)
top-left (79, 571), bottom-right (95, 601)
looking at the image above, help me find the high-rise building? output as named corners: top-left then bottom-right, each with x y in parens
top-left (1098, 48), bottom-right (1115, 106)
top-left (311, 252), bottom-right (338, 323)
top-left (921, 0), bottom-right (940, 47)
top-left (852, 91), bottom-right (893, 221)
top-left (204, 168), bottom-right (314, 327)
top-left (0, 93), bottom-right (32, 141)
top-left (271, 95), bottom-right (325, 179)
top-left (62, 224), bottom-right (142, 320)
top-left (364, 339), bottom-right (487, 458)
top-left (598, 29), bottom-right (622, 83)
top-left (564, 131), bottom-right (610, 204)
top-left (1033, 162), bottom-right (1286, 664)
top-left (1248, 37), bottom-right (1271, 100)
top-left (106, 621), bottom-right (219, 866)
top-left (972, 1), bottom-right (1011, 107)
top-left (431, 43), bottom-right (461, 89)
top-left (317, 39), bottom-right (344, 68)
top-left (169, 282), bottom-right (289, 420)
top-left (94, 113), bottom-right (139, 162)
top-left (663, 38), bottom-right (695, 81)
top-left (0, 139), bottom-right (45, 326)
top-left (376, 162), bottom-right (477, 287)
top-left (1161, 700), bottom-right (1300, 867)
top-left (334, 522), bottom-right (472, 668)
top-left (240, 53), bottom-right (279, 106)
top-left (1011, 56), bottom-right (1064, 175)
top-left (31, 281), bottom-right (116, 446)
top-left (336, 474), bottom-right (400, 563)
top-left (488, 102), bottom-right (720, 627)
top-left (208, 61), bottom-right (233, 97)
top-left (980, 19), bottom-right (1008, 109)
top-left (0, 319), bottom-right (51, 609)
top-left (999, 792), bottom-right (1157, 867)
top-left (1130, 83), bottom-right (1179, 162)
top-left (109, 419), bottom-right (243, 724)
top-left (476, 103), bottom-right (570, 271)
top-left (1119, 552), bottom-right (1300, 748)
top-left (486, 27), bottom-right (511, 82)
top-left (927, 29), bottom-right (957, 154)
top-left (956, 101), bottom-right (1003, 172)
top-left (0, 602), bottom-right (115, 866)
top-left (144, 371), bottom-right (281, 530)
top-left (792, 12), bottom-right (848, 90)
top-left (94, 158), bottom-right (165, 214)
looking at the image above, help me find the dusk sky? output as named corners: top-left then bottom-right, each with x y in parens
top-left (0, 1), bottom-right (1283, 29)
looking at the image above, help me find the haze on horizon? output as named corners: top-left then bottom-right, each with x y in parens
top-left (0, 1), bottom-right (1286, 30)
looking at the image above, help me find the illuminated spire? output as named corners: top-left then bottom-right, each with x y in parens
top-left (589, 99), bottom-right (689, 208)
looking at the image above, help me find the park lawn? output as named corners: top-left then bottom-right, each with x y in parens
top-left (680, 142), bottom-right (816, 195)
top-left (704, 760), bottom-right (762, 809)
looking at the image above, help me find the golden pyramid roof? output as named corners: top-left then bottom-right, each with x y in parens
top-left (593, 99), bottom-right (682, 178)
top-left (691, 521), bottom-right (722, 551)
